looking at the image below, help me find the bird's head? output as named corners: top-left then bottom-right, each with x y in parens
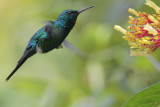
top-left (56, 6), bottom-right (94, 26)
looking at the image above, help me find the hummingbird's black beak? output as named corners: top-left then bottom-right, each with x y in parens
top-left (78, 5), bottom-right (94, 13)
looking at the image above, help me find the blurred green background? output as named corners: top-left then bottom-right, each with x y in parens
top-left (1, 0), bottom-right (160, 107)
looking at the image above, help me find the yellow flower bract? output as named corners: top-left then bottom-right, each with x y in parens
top-left (143, 23), bottom-right (158, 35)
top-left (145, 0), bottom-right (160, 14)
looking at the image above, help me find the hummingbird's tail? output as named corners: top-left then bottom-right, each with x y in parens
top-left (6, 50), bottom-right (30, 81)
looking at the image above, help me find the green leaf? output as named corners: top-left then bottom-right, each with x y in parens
top-left (124, 83), bottom-right (160, 107)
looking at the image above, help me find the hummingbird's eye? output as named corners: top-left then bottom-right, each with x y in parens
top-left (68, 12), bottom-right (72, 14)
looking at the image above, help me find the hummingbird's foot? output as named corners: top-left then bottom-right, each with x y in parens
top-left (56, 44), bottom-right (63, 49)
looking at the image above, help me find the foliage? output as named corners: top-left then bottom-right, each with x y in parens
top-left (124, 83), bottom-right (160, 107)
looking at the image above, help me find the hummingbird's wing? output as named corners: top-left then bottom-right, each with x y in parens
top-left (63, 40), bottom-right (89, 58)
top-left (45, 23), bottom-right (55, 40)
top-left (36, 23), bottom-right (64, 53)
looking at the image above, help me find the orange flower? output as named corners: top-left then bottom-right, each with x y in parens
top-left (114, 0), bottom-right (160, 56)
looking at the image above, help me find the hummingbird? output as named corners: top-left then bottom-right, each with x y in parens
top-left (6, 5), bottom-right (94, 81)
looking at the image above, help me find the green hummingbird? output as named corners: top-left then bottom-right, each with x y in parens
top-left (6, 5), bottom-right (94, 81)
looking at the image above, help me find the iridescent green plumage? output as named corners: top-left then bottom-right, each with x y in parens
top-left (6, 6), bottom-right (94, 81)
